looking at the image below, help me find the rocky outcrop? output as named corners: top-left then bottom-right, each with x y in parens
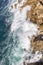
top-left (21, 0), bottom-right (43, 62)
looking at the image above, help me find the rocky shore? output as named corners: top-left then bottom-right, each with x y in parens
top-left (21, 0), bottom-right (43, 63)
top-left (27, 62), bottom-right (43, 65)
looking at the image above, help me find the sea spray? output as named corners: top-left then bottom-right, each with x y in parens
top-left (0, 0), bottom-right (42, 65)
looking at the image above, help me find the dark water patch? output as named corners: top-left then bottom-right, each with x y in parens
top-left (0, 0), bottom-right (8, 10)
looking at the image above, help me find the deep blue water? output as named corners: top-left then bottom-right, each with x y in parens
top-left (0, 0), bottom-right (13, 65)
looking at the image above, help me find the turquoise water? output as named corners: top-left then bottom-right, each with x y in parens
top-left (0, 0), bottom-right (24, 65)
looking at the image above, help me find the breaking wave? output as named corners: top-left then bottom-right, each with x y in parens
top-left (0, 0), bottom-right (42, 65)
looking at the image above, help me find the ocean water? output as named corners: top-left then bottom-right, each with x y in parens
top-left (0, 0), bottom-right (42, 65)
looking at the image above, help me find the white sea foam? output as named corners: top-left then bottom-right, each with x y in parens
top-left (9, 0), bottom-right (42, 65)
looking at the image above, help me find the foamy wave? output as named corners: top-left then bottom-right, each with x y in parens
top-left (7, 0), bottom-right (42, 65)
top-left (1, 0), bottom-right (42, 65)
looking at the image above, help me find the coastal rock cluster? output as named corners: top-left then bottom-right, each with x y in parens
top-left (27, 0), bottom-right (43, 61)
top-left (20, 0), bottom-right (43, 64)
